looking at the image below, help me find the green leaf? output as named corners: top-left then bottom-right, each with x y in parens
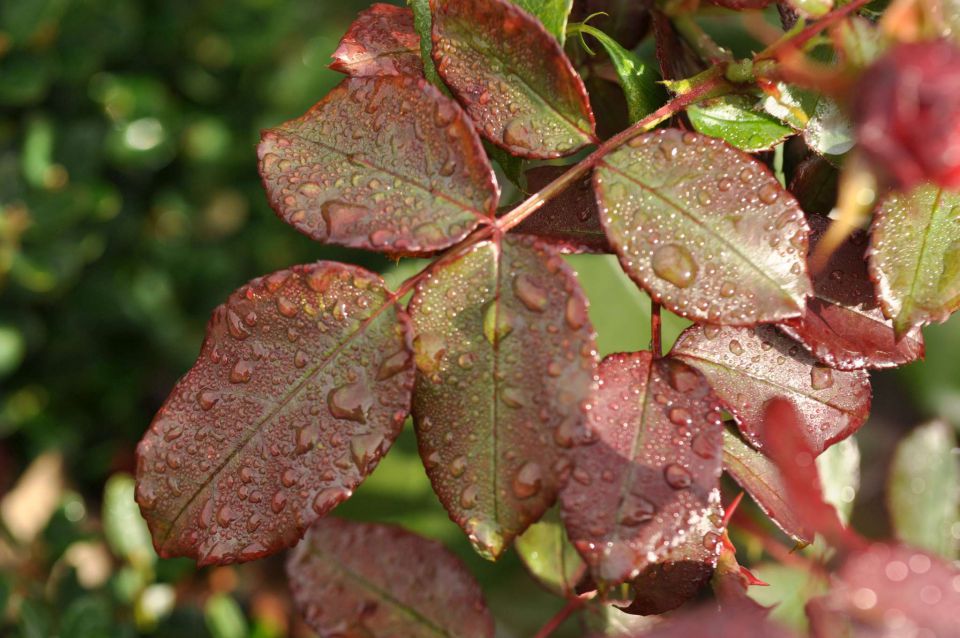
top-left (407, 0), bottom-right (445, 87)
top-left (569, 24), bottom-right (666, 123)
top-left (686, 95), bottom-right (794, 152)
top-left (205, 594), bottom-right (249, 638)
top-left (803, 96), bottom-right (854, 157)
top-left (409, 235), bottom-right (598, 559)
top-left (103, 473), bottom-right (156, 569)
top-left (514, 508), bottom-right (585, 596)
top-left (888, 421), bottom-right (959, 559)
top-left (869, 185), bottom-right (960, 336)
top-left (784, 0), bottom-right (833, 18)
top-left (747, 563), bottom-right (827, 633)
top-left (431, 0), bottom-right (596, 159)
top-left (815, 436), bottom-right (859, 525)
top-left (512, 0), bottom-right (573, 44)
top-left (595, 128), bottom-right (812, 325)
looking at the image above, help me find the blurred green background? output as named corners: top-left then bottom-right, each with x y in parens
top-left (0, 0), bottom-right (958, 636)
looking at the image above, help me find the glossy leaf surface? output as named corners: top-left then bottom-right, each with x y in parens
top-left (288, 518), bottom-right (494, 638)
top-left (258, 76), bottom-right (498, 254)
top-left (514, 508), bottom-right (586, 596)
top-left (595, 128), bottom-right (812, 325)
top-left (722, 427), bottom-right (814, 544)
top-left (431, 0), bottom-right (597, 158)
top-left (686, 95), bottom-right (794, 152)
top-left (511, 166), bottom-right (611, 253)
top-left (780, 214), bottom-right (924, 370)
top-left (135, 263), bottom-right (415, 564)
top-left (409, 235), bottom-right (598, 559)
top-left (330, 4), bottom-right (423, 78)
top-left (512, 0), bottom-right (574, 43)
top-left (868, 184), bottom-right (960, 336)
top-left (809, 543), bottom-right (960, 637)
top-left (887, 421), bottom-right (959, 559)
top-left (671, 324), bottom-right (871, 455)
top-left (562, 352), bottom-right (724, 586)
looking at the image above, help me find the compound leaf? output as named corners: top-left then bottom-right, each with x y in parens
top-left (409, 235), bottom-right (598, 559)
top-left (561, 352), bottom-right (724, 586)
top-left (868, 184), bottom-right (960, 337)
top-left (288, 518), bottom-right (494, 638)
top-left (431, 0), bottom-right (597, 158)
top-left (780, 214), bottom-right (924, 370)
top-left (258, 76), bottom-right (498, 254)
top-left (595, 128), bottom-right (812, 325)
top-left (135, 262), bottom-right (414, 565)
top-left (670, 324), bottom-right (871, 455)
top-left (330, 4), bottom-right (423, 78)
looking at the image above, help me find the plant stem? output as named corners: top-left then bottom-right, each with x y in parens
top-left (533, 594), bottom-right (591, 638)
top-left (755, 0), bottom-right (872, 61)
top-left (650, 301), bottom-right (662, 359)
top-left (393, 74), bottom-right (728, 299)
top-left (672, 14), bottom-right (733, 63)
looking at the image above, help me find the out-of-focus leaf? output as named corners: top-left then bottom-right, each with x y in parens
top-left (781, 215), bottom-right (924, 370)
top-left (686, 95), bottom-right (795, 152)
top-left (103, 473), bottom-right (156, 569)
top-left (562, 352), bottom-right (723, 586)
top-left (624, 602), bottom-right (794, 637)
top-left (512, 0), bottom-right (574, 43)
top-left (652, 12), bottom-right (706, 82)
top-left (807, 543), bottom-right (960, 637)
top-left (60, 597), bottom-right (112, 638)
top-left (595, 128), bottom-right (812, 326)
top-left (409, 235), bottom-right (598, 559)
top-left (288, 518), bottom-right (494, 638)
top-left (431, 0), bottom-right (596, 158)
top-left (707, 0), bottom-right (773, 8)
top-left (135, 263), bottom-right (415, 565)
top-left (888, 421), bottom-right (959, 559)
top-left (330, 4), bottom-right (423, 77)
top-left (514, 508), bottom-right (586, 596)
top-left (788, 155), bottom-right (838, 216)
top-left (205, 594), bottom-right (249, 638)
top-left (671, 324), bottom-right (871, 455)
top-left (804, 97), bottom-right (854, 157)
top-left (815, 436), bottom-right (859, 525)
top-left (748, 563), bottom-right (827, 633)
top-left (570, 24), bottom-right (665, 123)
top-left (511, 165), bottom-right (611, 253)
top-left (711, 542), bottom-right (772, 613)
top-left (785, 0), bottom-right (832, 17)
top-left (868, 184), bottom-right (960, 337)
top-left (722, 427), bottom-right (815, 544)
top-left (258, 76), bottom-right (498, 254)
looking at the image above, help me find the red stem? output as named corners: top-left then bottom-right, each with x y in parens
top-left (756, 0), bottom-right (872, 61)
top-left (650, 300), bottom-right (662, 359)
top-left (533, 595), bottom-right (590, 638)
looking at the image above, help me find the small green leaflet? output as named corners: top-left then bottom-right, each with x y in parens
top-left (512, 0), bottom-right (574, 44)
top-left (687, 94), bottom-right (794, 152)
top-left (407, 0), bottom-right (445, 88)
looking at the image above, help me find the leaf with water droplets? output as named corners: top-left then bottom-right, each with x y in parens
top-left (329, 4), bottom-right (424, 78)
top-left (686, 95), bottom-right (795, 152)
top-left (887, 421), bottom-right (959, 559)
top-left (510, 166), bottom-right (611, 254)
top-left (561, 352), bottom-right (724, 587)
top-left (595, 128), bottom-right (812, 325)
top-left (258, 75), bottom-right (498, 254)
top-left (868, 185), bottom-right (960, 337)
top-left (431, 0), bottom-right (597, 159)
top-left (288, 518), bottom-right (494, 638)
top-left (135, 262), bottom-right (414, 565)
top-left (514, 508), bottom-right (586, 596)
top-left (806, 543), bottom-right (960, 637)
top-left (409, 235), bottom-right (598, 559)
top-left (722, 426), bottom-right (815, 545)
top-left (781, 215), bottom-right (924, 370)
top-left (670, 323), bottom-right (871, 455)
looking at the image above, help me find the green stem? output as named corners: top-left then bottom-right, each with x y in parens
top-left (672, 14), bottom-right (733, 63)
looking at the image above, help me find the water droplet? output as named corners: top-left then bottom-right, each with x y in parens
top-left (692, 431), bottom-right (719, 459)
top-left (501, 386), bottom-right (524, 408)
top-left (198, 390), bottom-right (219, 411)
top-left (457, 352), bottom-right (475, 370)
top-left (413, 333), bottom-right (446, 374)
top-left (810, 365), bottom-right (834, 390)
top-left (351, 433), bottom-right (384, 470)
top-left (227, 310), bottom-right (251, 340)
top-left (276, 296), bottom-right (298, 318)
top-left (460, 485), bottom-right (478, 509)
top-left (729, 339), bottom-right (744, 355)
top-left (217, 504), bottom-right (235, 528)
top-left (294, 350), bottom-right (309, 369)
top-left (651, 244), bottom-right (697, 288)
top-left (513, 274), bottom-right (548, 312)
top-left (664, 463), bottom-right (693, 489)
top-left (321, 200), bottom-right (370, 239)
top-left (327, 382), bottom-right (370, 423)
top-left (512, 462), bottom-right (542, 499)
top-left (668, 407), bottom-right (692, 426)
top-left (565, 297), bottom-right (588, 330)
top-left (621, 497), bottom-right (657, 526)
top-left (377, 348), bottom-right (411, 380)
top-left (717, 177), bottom-right (732, 191)
top-left (271, 491), bottom-right (287, 513)
top-left (758, 183), bottom-right (780, 205)
top-left (665, 360), bottom-right (700, 392)
top-left (450, 456), bottom-right (467, 478)
top-left (230, 360), bottom-right (254, 383)
top-left (503, 119), bottom-right (532, 150)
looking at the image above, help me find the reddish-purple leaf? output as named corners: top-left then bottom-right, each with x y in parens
top-left (288, 518), bottom-right (494, 638)
top-left (595, 128), bottom-right (812, 326)
top-left (510, 165), bottom-right (612, 254)
top-left (258, 75), bottom-right (498, 254)
top-left (670, 324), bottom-right (871, 455)
top-left (758, 398), bottom-right (850, 545)
top-left (135, 262), bottom-right (414, 565)
top-left (430, 0), bottom-right (597, 159)
top-left (807, 543), bottom-right (960, 637)
top-left (722, 426), bottom-right (815, 544)
top-left (867, 184), bottom-right (960, 337)
top-left (409, 235), bottom-right (598, 559)
top-left (622, 603), bottom-right (794, 638)
top-left (780, 214), bottom-right (924, 370)
top-left (329, 4), bottom-right (424, 78)
top-left (788, 155), bottom-right (838, 217)
top-left (562, 352), bottom-right (724, 586)
top-left (652, 11), bottom-right (706, 83)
